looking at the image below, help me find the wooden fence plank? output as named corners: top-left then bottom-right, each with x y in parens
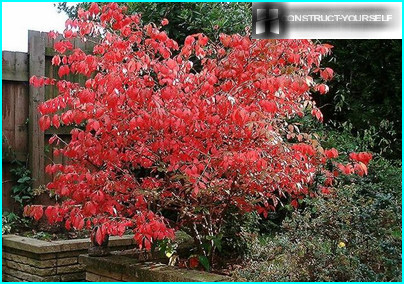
top-left (13, 83), bottom-right (29, 156)
top-left (2, 82), bottom-right (16, 152)
top-left (2, 51), bottom-right (29, 82)
top-left (28, 30), bottom-right (46, 189)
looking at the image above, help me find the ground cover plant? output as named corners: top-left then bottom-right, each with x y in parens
top-left (232, 156), bottom-right (401, 281)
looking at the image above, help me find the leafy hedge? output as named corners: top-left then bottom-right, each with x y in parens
top-left (232, 156), bottom-right (402, 281)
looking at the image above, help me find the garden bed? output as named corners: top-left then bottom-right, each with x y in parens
top-left (79, 250), bottom-right (232, 282)
top-left (2, 234), bottom-right (137, 282)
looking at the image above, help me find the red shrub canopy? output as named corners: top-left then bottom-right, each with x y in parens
top-left (26, 3), bottom-right (371, 249)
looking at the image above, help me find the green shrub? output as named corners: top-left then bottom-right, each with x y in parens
top-left (2, 212), bottom-right (30, 235)
top-left (233, 157), bottom-right (401, 281)
top-left (220, 209), bottom-right (261, 259)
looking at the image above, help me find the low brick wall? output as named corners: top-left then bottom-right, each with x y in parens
top-left (2, 234), bottom-right (137, 282)
top-left (79, 251), bottom-right (232, 282)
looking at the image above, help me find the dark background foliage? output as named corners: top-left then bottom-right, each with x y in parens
top-left (317, 39), bottom-right (402, 159)
top-left (56, 2), bottom-right (252, 44)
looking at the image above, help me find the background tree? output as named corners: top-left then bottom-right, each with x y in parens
top-left (315, 39), bottom-right (402, 159)
top-left (56, 1), bottom-right (252, 43)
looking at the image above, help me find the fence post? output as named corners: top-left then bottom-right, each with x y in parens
top-left (28, 30), bottom-right (46, 189)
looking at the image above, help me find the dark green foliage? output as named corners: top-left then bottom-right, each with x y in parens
top-left (317, 39), bottom-right (402, 159)
top-left (10, 165), bottom-right (33, 206)
top-left (220, 208), bottom-right (261, 258)
top-left (2, 212), bottom-right (29, 234)
top-left (56, 2), bottom-right (251, 43)
top-left (232, 157), bottom-right (402, 281)
top-left (3, 135), bottom-right (34, 206)
top-left (320, 120), bottom-right (398, 158)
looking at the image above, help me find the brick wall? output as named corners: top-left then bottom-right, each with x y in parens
top-left (79, 252), bottom-right (231, 282)
top-left (2, 235), bottom-right (137, 282)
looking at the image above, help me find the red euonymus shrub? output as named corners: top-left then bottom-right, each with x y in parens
top-left (26, 3), bottom-right (371, 262)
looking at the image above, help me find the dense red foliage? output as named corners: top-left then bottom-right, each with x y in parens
top-left (25, 3), bottom-right (371, 258)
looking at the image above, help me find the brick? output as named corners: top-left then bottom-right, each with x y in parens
top-left (57, 263), bottom-right (84, 274)
top-left (3, 252), bottom-right (57, 268)
top-left (3, 234), bottom-right (136, 254)
top-left (4, 259), bottom-right (56, 276)
top-left (3, 246), bottom-right (56, 260)
top-left (121, 274), bottom-right (141, 282)
top-left (2, 273), bottom-right (26, 282)
top-left (79, 254), bottom-right (232, 282)
top-left (56, 250), bottom-right (86, 258)
top-left (86, 271), bottom-right (120, 282)
top-left (2, 235), bottom-right (60, 254)
top-left (86, 267), bottom-right (123, 281)
top-left (57, 257), bottom-right (78, 266)
top-left (108, 235), bottom-right (135, 247)
top-left (60, 272), bottom-right (86, 281)
top-left (2, 267), bottom-right (60, 282)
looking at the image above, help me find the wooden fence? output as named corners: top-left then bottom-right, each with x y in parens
top-left (2, 30), bottom-right (94, 211)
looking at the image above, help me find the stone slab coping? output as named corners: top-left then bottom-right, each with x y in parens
top-left (79, 253), bottom-right (232, 282)
top-left (2, 234), bottom-right (135, 254)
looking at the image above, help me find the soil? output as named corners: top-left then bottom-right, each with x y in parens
top-left (16, 229), bottom-right (91, 241)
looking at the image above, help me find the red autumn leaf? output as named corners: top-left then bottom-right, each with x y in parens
top-left (39, 115), bottom-right (51, 131)
top-left (259, 100), bottom-right (277, 113)
top-left (317, 83), bottom-right (329, 95)
top-left (83, 201), bottom-right (97, 216)
top-left (219, 33), bottom-right (231, 47)
top-left (88, 2), bottom-right (100, 15)
top-left (29, 76), bottom-right (45, 88)
top-left (73, 111), bottom-right (84, 125)
top-left (92, 120), bottom-right (100, 131)
top-left (324, 148), bottom-right (338, 159)
top-left (52, 55), bottom-right (61, 66)
top-left (184, 35), bottom-right (195, 46)
top-left (45, 206), bottom-right (55, 223)
top-left (189, 256), bottom-right (199, 268)
top-left (73, 215), bottom-right (85, 230)
top-left (161, 18), bottom-right (169, 26)
top-left (64, 29), bottom-right (73, 39)
top-left (320, 67), bottom-right (334, 81)
top-left (52, 114), bottom-right (60, 129)
top-left (48, 30), bottom-right (58, 39)
top-left (144, 238), bottom-right (152, 251)
top-left (156, 31), bottom-right (168, 42)
top-left (24, 205), bottom-right (44, 221)
top-left (349, 152), bottom-right (372, 165)
top-left (198, 34), bottom-right (209, 46)
top-left (96, 226), bottom-right (104, 245)
top-left (58, 65), bottom-right (70, 77)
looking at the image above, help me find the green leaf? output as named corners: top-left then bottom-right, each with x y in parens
top-left (284, 204), bottom-right (293, 211)
top-left (17, 176), bottom-right (31, 183)
top-left (391, 229), bottom-right (402, 240)
top-left (151, 240), bottom-right (158, 253)
top-left (213, 237), bottom-right (222, 252)
top-left (198, 255), bottom-right (210, 272)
